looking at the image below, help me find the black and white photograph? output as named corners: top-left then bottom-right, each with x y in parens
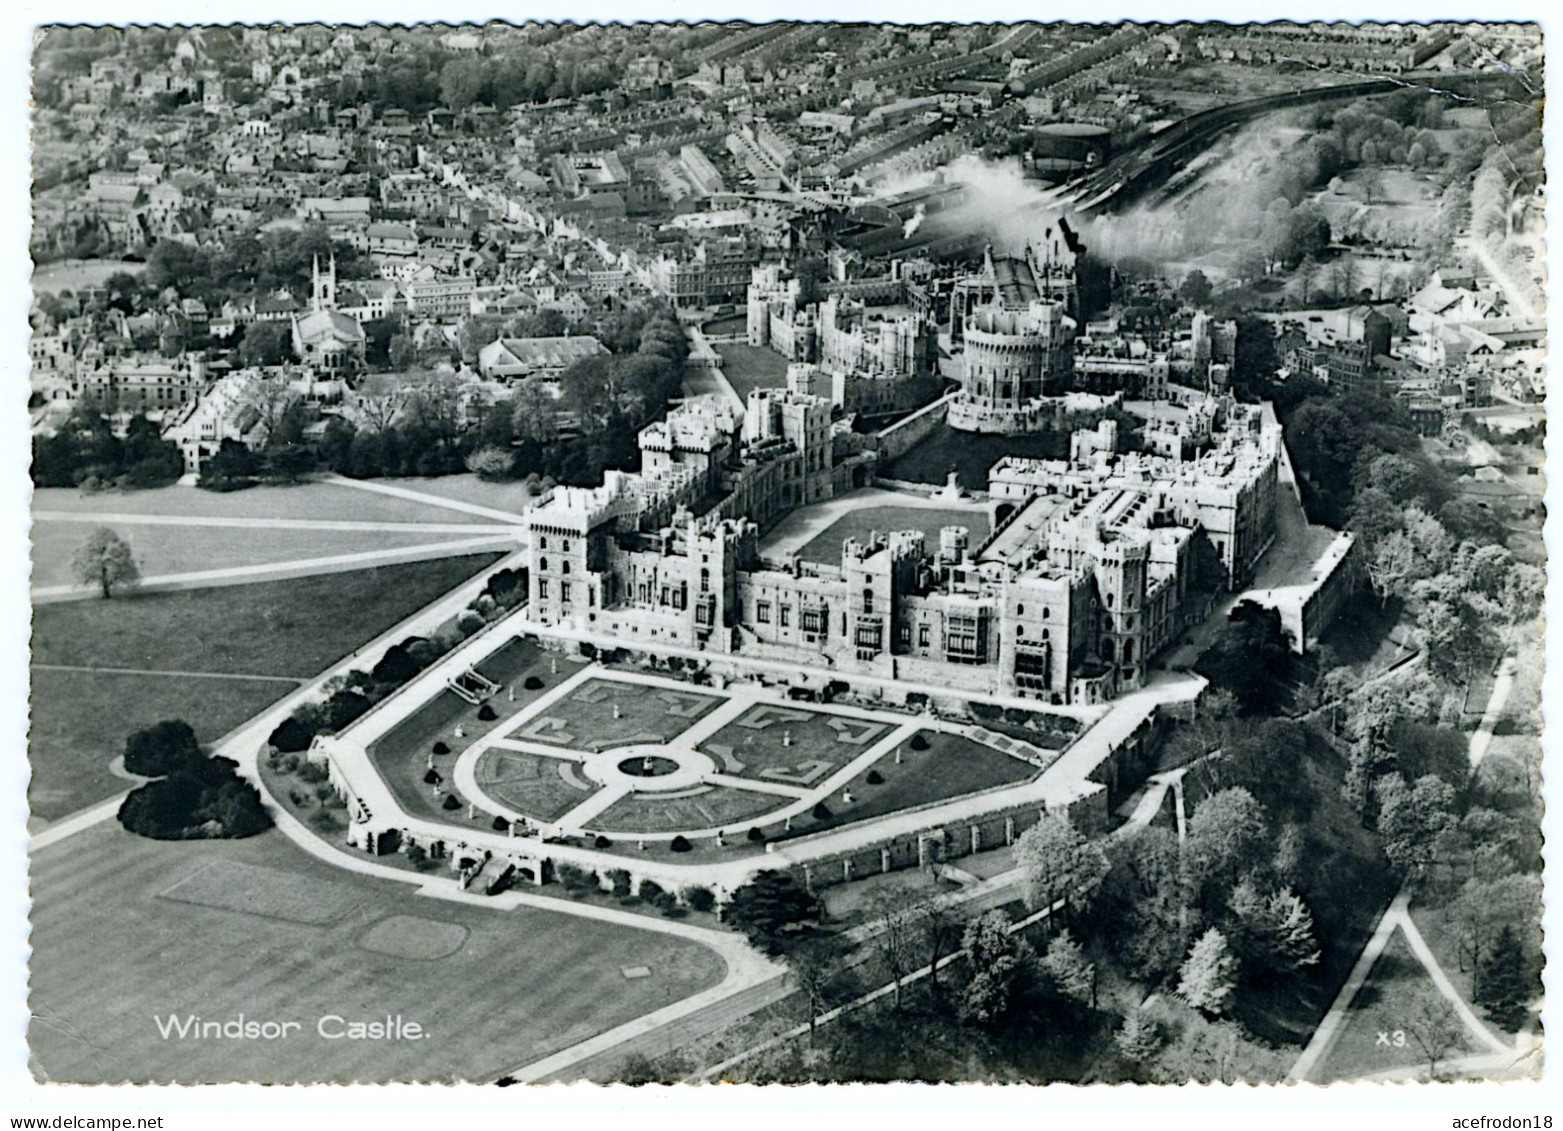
top-left (16, 13), bottom-right (1549, 1099)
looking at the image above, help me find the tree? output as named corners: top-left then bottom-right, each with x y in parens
top-left (123, 719), bottom-right (203, 777)
top-left (72, 526), bottom-right (140, 598)
top-left (1181, 270), bottom-right (1213, 307)
top-left (1115, 1006), bottom-right (1165, 1063)
top-left (388, 334), bottom-right (415, 371)
top-left (721, 871), bottom-right (821, 954)
top-left (1376, 773), bottom-right (1456, 880)
top-left (788, 935), bottom-right (847, 1041)
top-left (864, 889), bottom-right (921, 1010)
top-left (465, 444), bottom-right (515, 482)
top-left (1229, 878), bottom-right (1321, 976)
top-left (1366, 530), bottom-right (1417, 607)
top-left (1041, 929), bottom-right (1096, 1007)
top-left (1014, 813), bottom-right (1109, 921)
top-left (1474, 924), bottom-right (1533, 1031)
top-left (1404, 994), bottom-right (1463, 1080)
top-left (1177, 928), bottom-right (1238, 1016)
top-left (238, 319), bottom-right (293, 368)
top-left (1194, 601), bottom-right (1293, 714)
top-left (1184, 787), bottom-right (1268, 905)
top-left (959, 911), bottom-right (1033, 1026)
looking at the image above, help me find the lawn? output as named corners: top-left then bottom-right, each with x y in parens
top-left (1316, 931), bottom-right (1482, 1083)
top-left (475, 749), bottom-right (600, 824)
top-left (28, 554), bottom-right (505, 822)
top-left (31, 554), bottom-right (504, 675)
top-left (809, 729), bottom-right (1036, 831)
top-left (509, 678), bottom-right (722, 751)
top-left (28, 820), bottom-right (725, 1083)
top-left (31, 257), bottom-right (144, 294)
top-left (364, 638), bottom-right (584, 829)
top-left (881, 422), bottom-right (1068, 488)
top-left (717, 343), bottom-right (790, 401)
top-left (31, 481), bottom-right (497, 525)
top-left (30, 522), bottom-right (493, 590)
top-left (371, 475), bottom-right (533, 516)
top-left (28, 669), bottom-right (291, 822)
top-left (697, 702), bottom-right (894, 785)
top-left (796, 505), bottom-right (992, 566)
top-left (591, 787), bottom-right (783, 836)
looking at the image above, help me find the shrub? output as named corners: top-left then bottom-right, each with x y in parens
top-left (683, 885), bottom-right (717, 913)
top-left (747, 827), bottom-right (764, 842)
top-left (432, 741), bottom-right (450, 756)
top-left (371, 645), bottom-right (423, 687)
top-left (812, 802), bottom-right (832, 820)
top-left (606, 868), bottom-right (633, 897)
top-left (555, 863), bottom-right (594, 891)
top-left (117, 763), bottom-right (273, 841)
top-left (313, 783), bottom-right (335, 803)
top-left (661, 906), bottom-right (688, 919)
top-left (594, 834), bottom-right (613, 848)
top-left (866, 769), bottom-right (885, 785)
top-left (123, 720), bottom-right (203, 778)
top-left (296, 760), bottom-right (328, 785)
top-left (524, 675), bottom-right (545, 691)
top-left (456, 610), bottom-right (486, 637)
top-left (442, 794), bottom-right (460, 811)
top-left (492, 815), bottom-right (510, 832)
top-left (267, 716), bottom-right (316, 754)
top-left (477, 703), bottom-right (498, 722)
top-left (910, 734), bottom-right (930, 751)
top-left (639, 879), bottom-right (666, 904)
top-left (423, 768), bottom-right (441, 785)
top-left (670, 835), bottom-right (692, 853)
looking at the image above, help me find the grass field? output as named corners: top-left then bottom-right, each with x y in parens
top-left (698, 703), bottom-right (893, 785)
top-left (881, 423), bottom-right (1068, 488)
top-left (370, 475), bottom-right (533, 515)
top-left (717, 343), bottom-right (790, 401)
top-left (510, 678), bottom-right (721, 751)
top-left (31, 257), bottom-right (143, 295)
top-left (28, 821), bottom-right (725, 1083)
top-left (28, 669), bottom-right (290, 822)
top-left (31, 481), bottom-right (498, 525)
top-left (29, 554), bottom-right (505, 822)
top-left (30, 523), bottom-right (494, 589)
top-left (796, 506), bottom-right (992, 565)
top-left (1316, 931), bottom-right (1482, 1082)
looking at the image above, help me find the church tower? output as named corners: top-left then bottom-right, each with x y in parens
top-left (311, 252), bottom-right (337, 312)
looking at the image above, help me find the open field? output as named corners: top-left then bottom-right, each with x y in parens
top-left (30, 522), bottom-right (494, 590)
top-left (29, 555), bottom-right (504, 821)
top-left (881, 422), bottom-right (1069, 487)
top-left (796, 505), bottom-right (992, 565)
top-left (510, 678), bottom-right (721, 751)
top-left (28, 669), bottom-right (290, 822)
top-left (1315, 931), bottom-right (1482, 1082)
top-left (717, 343), bottom-right (790, 401)
top-left (32, 481), bottom-right (499, 525)
top-left (369, 475), bottom-right (534, 515)
top-left (31, 257), bottom-right (143, 295)
top-left (32, 554), bottom-right (502, 676)
top-left (28, 820), bottom-right (725, 1083)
